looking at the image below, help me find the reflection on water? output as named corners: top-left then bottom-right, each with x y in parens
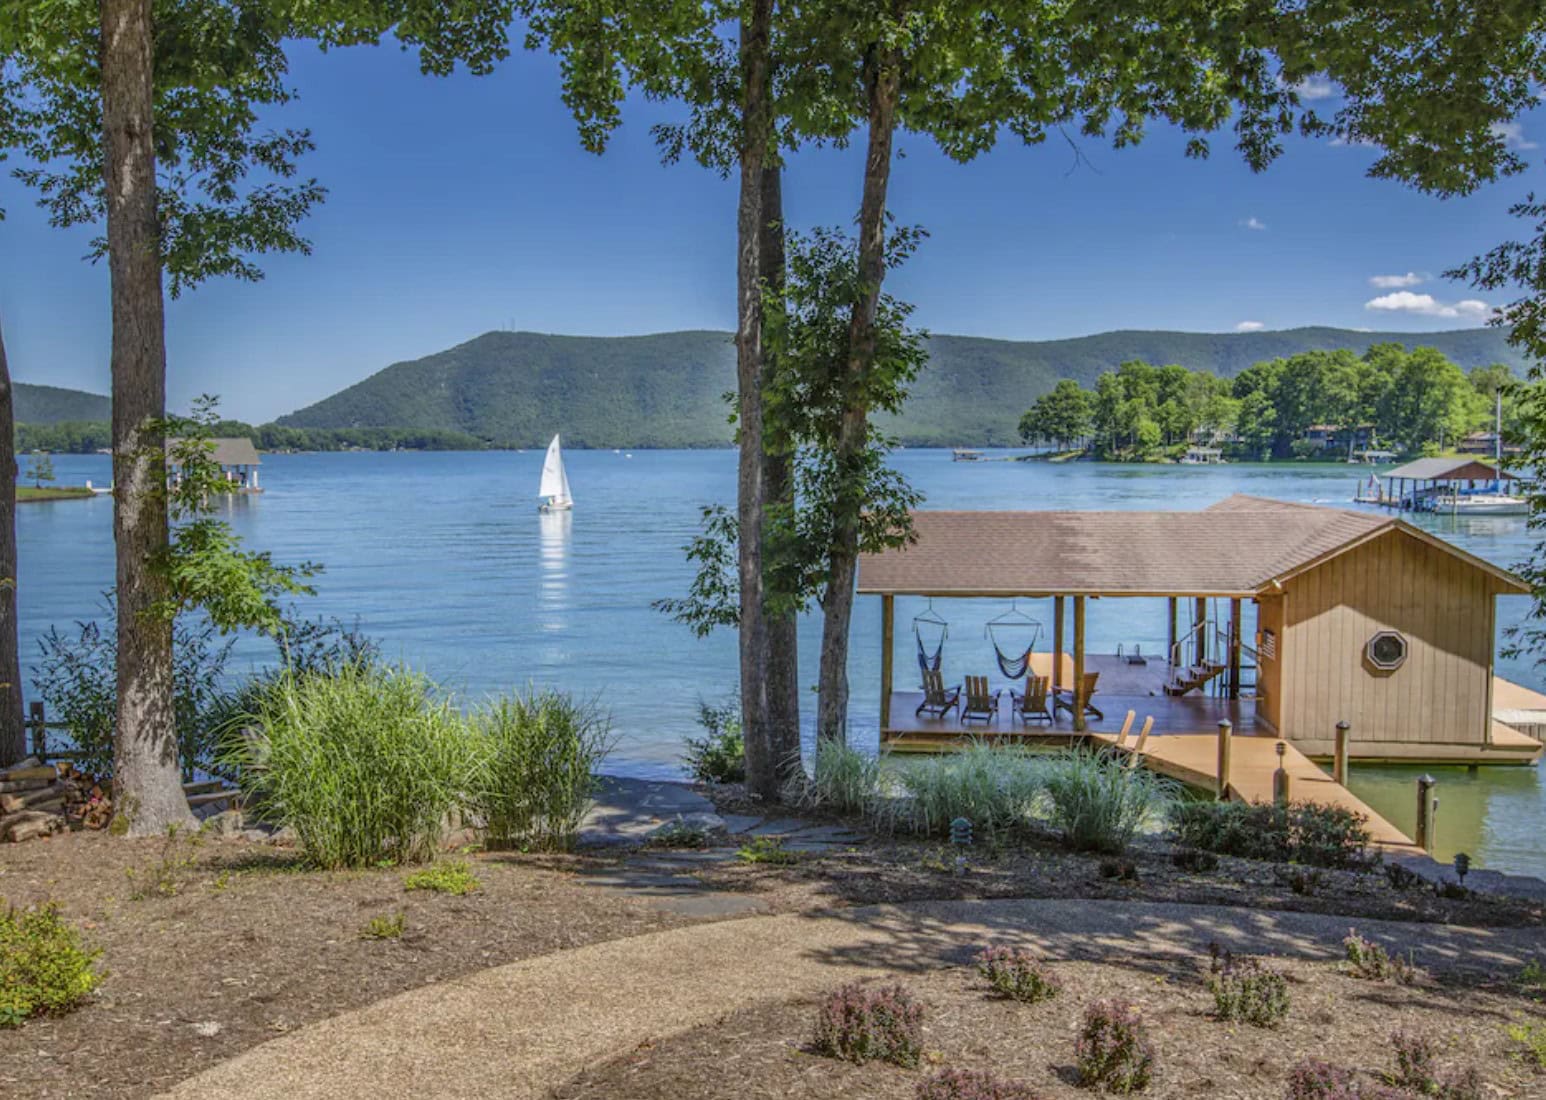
top-left (21, 450), bottom-right (1546, 876)
top-left (538, 508), bottom-right (572, 631)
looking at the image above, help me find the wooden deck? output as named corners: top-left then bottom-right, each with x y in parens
top-left (1090, 731), bottom-right (1417, 851)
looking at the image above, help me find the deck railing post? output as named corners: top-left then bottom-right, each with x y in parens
top-left (28, 700), bottom-right (45, 760)
top-left (1334, 721), bottom-right (1351, 786)
top-left (1415, 773), bottom-right (1437, 853)
top-left (1215, 719), bottom-right (1232, 800)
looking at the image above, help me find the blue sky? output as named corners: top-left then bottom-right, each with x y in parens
top-left (1, 37), bottom-right (1541, 423)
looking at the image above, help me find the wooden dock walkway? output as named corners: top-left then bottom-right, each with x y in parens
top-left (1089, 730), bottom-right (1418, 851)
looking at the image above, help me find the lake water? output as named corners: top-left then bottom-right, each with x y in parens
top-left (21, 450), bottom-right (1546, 876)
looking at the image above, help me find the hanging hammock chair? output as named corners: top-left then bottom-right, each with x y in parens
top-left (986, 600), bottom-right (1042, 680)
top-left (913, 600), bottom-right (948, 678)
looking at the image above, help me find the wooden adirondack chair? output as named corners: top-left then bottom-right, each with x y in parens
top-left (961, 675), bottom-right (1000, 722)
top-left (916, 668), bottom-right (961, 718)
top-left (1055, 671), bottom-right (1103, 720)
top-left (1009, 674), bottom-right (1052, 724)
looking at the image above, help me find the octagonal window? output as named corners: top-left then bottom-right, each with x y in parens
top-left (1366, 630), bottom-right (1408, 672)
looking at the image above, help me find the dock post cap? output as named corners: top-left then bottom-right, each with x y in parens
top-left (1336, 720), bottom-right (1351, 730)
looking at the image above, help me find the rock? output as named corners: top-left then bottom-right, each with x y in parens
top-left (267, 825), bottom-right (299, 846)
top-left (200, 809), bottom-right (245, 838)
top-left (191, 1021), bottom-right (222, 1038)
top-left (646, 813), bottom-right (728, 845)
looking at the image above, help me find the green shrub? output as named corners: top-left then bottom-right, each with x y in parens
top-left (1171, 848), bottom-right (1219, 874)
top-left (222, 661), bottom-right (470, 868)
top-left (1075, 999), bottom-right (1155, 1093)
top-left (737, 835), bottom-right (798, 864)
top-left (1342, 929), bottom-right (1422, 984)
top-left (1170, 800), bottom-right (1375, 870)
top-left (975, 945), bottom-right (1061, 1004)
top-left (1042, 748), bottom-right (1174, 854)
top-left (0, 902), bottom-right (102, 1027)
top-left (787, 737), bottom-right (880, 816)
top-left (1506, 1021), bottom-right (1546, 1069)
top-left (884, 742), bottom-right (1042, 840)
top-left (812, 982), bottom-right (924, 1067)
top-left (682, 692), bottom-right (745, 783)
top-left (1208, 949), bottom-right (1290, 1027)
top-left (403, 861), bottom-right (481, 896)
top-left (466, 688), bottom-right (612, 851)
top-left (361, 912), bottom-right (406, 940)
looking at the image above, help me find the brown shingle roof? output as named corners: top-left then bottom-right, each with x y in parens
top-left (856, 494), bottom-right (1522, 597)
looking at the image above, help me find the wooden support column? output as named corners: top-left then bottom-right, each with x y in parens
top-left (1072, 595), bottom-right (1086, 733)
top-left (1053, 595), bottom-right (1065, 696)
top-left (1228, 597), bottom-right (1242, 699)
top-left (1193, 596), bottom-right (1207, 665)
top-left (880, 595), bottom-right (894, 732)
top-left (1167, 597), bottom-right (1177, 665)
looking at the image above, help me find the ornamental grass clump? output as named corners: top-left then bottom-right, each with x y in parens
top-left (0, 902), bottom-right (102, 1028)
top-left (916, 1067), bottom-right (1040, 1100)
top-left (1075, 999), bottom-right (1155, 1094)
top-left (885, 742), bottom-right (1042, 840)
top-left (467, 687), bottom-right (613, 851)
top-left (1208, 949), bottom-right (1290, 1028)
top-left (222, 661), bottom-right (470, 869)
top-left (787, 737), bottom-right (881, 816)
top-left (811, 982), bottom-right (925, 1068)
top-left (975, 945), bottom-right (1061, 1005)
top-left (1041, 747), bottom-right (1174, 854)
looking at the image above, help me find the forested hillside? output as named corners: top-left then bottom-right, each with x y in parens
top-left (16, 383), bottom-right (110, 424)
top-left (274, 325), bottom-right (1529, 448)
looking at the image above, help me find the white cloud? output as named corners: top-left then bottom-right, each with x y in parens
top-left (1295, 76), bottom-right (1337, 101)
top-left (1240, 216), bottom-right (1267, 231)
top-left (1235, 321), bottom-right (1266, 333)
top-left (1364, 291), bottom-right (1494, 320)
top-left (1369, 272), bottom-right (1425, 289)
top-left (1492, 121), bottom-right (1539, 151)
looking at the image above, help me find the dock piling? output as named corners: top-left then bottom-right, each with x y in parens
top-left (1334, 721), bottom-right (1350, 786)
top-left (1415, 773), bottom-right (1437, 852)
top-left (1215, 719), bottom-right (1233, 800)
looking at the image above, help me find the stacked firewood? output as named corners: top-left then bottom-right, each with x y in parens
top-left (0, 757), bottom-right (111, 841)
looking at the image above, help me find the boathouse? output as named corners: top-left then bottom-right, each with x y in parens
top-left (167, 437), bottom-right (263, 492)
top-left (857, 494), bottom-right (1542, 766)
top-left (1365, 456), bottom-right (1516, 511)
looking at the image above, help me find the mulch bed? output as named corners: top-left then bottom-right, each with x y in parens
top-left (0, 831), bottom-right (693, 1099)
top-left (552, 951), bottom-right (1546, 1099)
top-left (698, 783), bottom-right (1546, 928)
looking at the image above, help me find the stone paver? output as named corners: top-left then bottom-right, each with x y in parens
top-left (157, 898), bottom-right (1546, 1100)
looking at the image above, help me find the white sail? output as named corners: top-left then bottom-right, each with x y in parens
top-left (539, 434), bottom-right (572, 506)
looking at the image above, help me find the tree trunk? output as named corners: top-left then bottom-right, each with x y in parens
top-left (0, 320), bottom-right (25, 767)
top-left (100, 0), bottom-right (193, 833)
top-left (735, 0), bottom-right (779, 800)
top-left (816, 47), bottom-right (901, 746)
top-left (759, 163), bottom-right (803, 785)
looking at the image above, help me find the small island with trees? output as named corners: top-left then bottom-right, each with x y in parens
top-left (1017, 345), bottom-right (1518, 463)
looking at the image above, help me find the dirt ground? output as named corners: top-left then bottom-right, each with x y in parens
top-left (0, 831), bottom-right (692, 1099)
top-left (552, 952), bottom-right (1546, 1099)
top-left (3, 799), bottom-right (1543, 1098)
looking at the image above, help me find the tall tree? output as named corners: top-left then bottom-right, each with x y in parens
top-left (3, 0), bottom-right (513, 828)
top-left (0, 319), bottom-right (21, 766)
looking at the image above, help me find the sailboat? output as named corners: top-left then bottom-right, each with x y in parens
top-left (1440, 391), bottom-right (1528, 516)
top-left (538, 434), bottom-right (574, 513)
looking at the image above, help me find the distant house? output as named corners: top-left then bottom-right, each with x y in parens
top-left (1457, 431), bottom-right (1522, 457)
top-left (1301, 424), bottom-right (1376, 453)
top-left (167, 437), bottom-right (263, 492)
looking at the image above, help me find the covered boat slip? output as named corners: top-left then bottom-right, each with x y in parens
top-left (859, 496), bottom-right (1542, 769)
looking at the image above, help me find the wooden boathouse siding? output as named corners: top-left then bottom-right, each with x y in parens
top-left (1279, 527), bottom-right (1500, 746)
top-left (1255, 593), bottom-right (1284, 734)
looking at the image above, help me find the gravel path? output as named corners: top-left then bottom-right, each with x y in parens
top-left (156, 898), bottom-right (1546, 1100)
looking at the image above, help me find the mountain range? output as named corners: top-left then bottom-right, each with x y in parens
top-left (16, 382), bottom-right (110, 425)
top-left (277, 325), bottom-right (1530, 448)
